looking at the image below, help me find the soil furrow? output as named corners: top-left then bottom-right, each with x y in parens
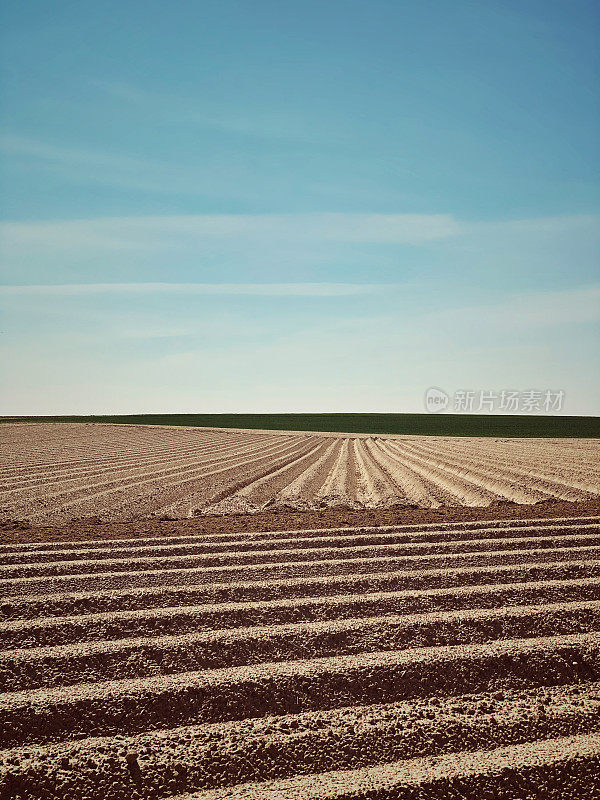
top-left (0, 434), bottom-right (275, 495)
top-left (178, 732), bottom-right (600, 799)
top-left (3, 531), bottom-right (598, 579)
top-left (3, 600), bottom-right (600, 691)
top-left (403, 440), bottom-right (591, 503)
top-left (3, 576), bottom-right (599, 650)
top-left (153, 439), bottom-right (325, 519)
top-left (8, 437), bottom-right (311, 521)
top-left (0, 632), bottom-right (598, 746)
top-left (382, 442), bottom-right (499, 506)
top-left (5, 521), bottom-right (597, 566)
top-left (4, 558), bottom-right (600, 621)
top-left (2, 514), bottom-right (597, 553)
top-left (204, 440), bottom-right (332, 514)
top-left (2, 545), bottom-right (599, 597)
top-left (2, 685), bottom-right (598, 800)
top-left (365, 440), bottom-right (446, 507)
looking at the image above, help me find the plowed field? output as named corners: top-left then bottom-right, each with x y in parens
top-left (1, 423), bottom-right (599, 523)
top-left (1, 515), bottom-right (600, 798)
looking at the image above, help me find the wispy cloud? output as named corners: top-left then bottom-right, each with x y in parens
top-left (93, 81), bottom-right (348, 146)
top-left (2, 211), bottom-right (597, 292)
top-left (0, 213), bottom-right (463, 285)
top-left (4, 213), bottom-right (597, 261)
top-left (0, 135), bottom-right (149, 172)
top-left (422, 284), bottom-right (600, 332)
top-left (433, 286), bottom-right (596, 339)
top-left (0, 213), bottom-right (461, 250)
top-left (0, 135), bottom-right (199, 195)
top-left (0, 282), bottom-right (389, 297)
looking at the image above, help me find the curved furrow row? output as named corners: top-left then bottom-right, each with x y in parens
top-left (120, 437), bottom-right (327, 517)
top-left (378, 441), bottom-right (496, 506)
top-left (431, 437), bottom-right (600, 493)
top-left (27, 437), bottom-right (317, 524)
top-left (204, 440), bottom-right (337, 515)
top-left (0, 435), bottom-right (266, 483)
top-left (363, 440), bottom-right (446, 507)
top-left (272, 440), bottom-right (344, 508)
top-left (205, 440), bottom-right (332, 513)
top-left (157, 438), bottom-right (331, 518)
top-left (0, 435), bottom-right (307, 514)
top-left (0, 432), bottom-right (276, 494)
top-left (394, 440), bottom-right (555, 504)
top-left (411, 438), bottom-right (600, 500)
top-left (0, 425), bottom-right (252, 472)
top-left (451, 436), bottom-right (600, 464)
top-left (406, 439), bottom-right (577, 502)
top-left (0, 429), bottom-right (262, 487)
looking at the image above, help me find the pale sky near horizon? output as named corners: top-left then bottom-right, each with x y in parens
top-left (1, 1), bottom-right (599, 415)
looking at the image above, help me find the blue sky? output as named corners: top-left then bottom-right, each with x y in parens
top-left (1, 0), bottom-right (599, 414)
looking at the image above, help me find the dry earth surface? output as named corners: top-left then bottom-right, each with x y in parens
top-left (2, 423), bottom-right (600, 797)
top-left (1, 423), bottom-right (599, 524)
top-left (1, 511), bottom-right (600, 798)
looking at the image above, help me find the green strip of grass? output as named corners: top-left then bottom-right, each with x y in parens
top-left (2, 413), bottom-right (599, 437)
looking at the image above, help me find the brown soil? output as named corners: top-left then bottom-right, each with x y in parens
top-left (2, 423), bottom-right (598, 525)
top-left (2, 469), bottom-right (600, 797)
top-left (2, 497), bottom-right (599, 546)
